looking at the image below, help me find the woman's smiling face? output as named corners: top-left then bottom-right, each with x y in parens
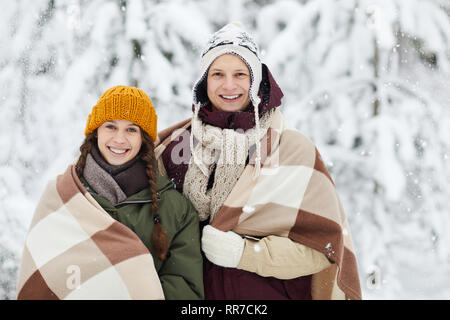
top-left (206, 54), bottom-right (251, 112)
top-left (97, 119), bottom-right (142, 166)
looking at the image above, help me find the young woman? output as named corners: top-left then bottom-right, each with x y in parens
top-left (155, 22), bottom-right (362, 300)
top-left (17, 85), bottom-right (204, 300)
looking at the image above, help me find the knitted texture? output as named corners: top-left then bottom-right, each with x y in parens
top-left (183, 103), bottom-right (274, 222)
top-left (85, 85), bottom-right (157, 141)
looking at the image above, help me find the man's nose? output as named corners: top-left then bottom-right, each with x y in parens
top-left (222, 76), bottom-right (238, 90)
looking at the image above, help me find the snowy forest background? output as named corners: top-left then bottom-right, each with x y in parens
top-left (1, 0), bottom-right (449, 300)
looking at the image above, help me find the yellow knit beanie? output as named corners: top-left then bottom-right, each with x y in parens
top-left (85, 85), bottom-right (157, 141)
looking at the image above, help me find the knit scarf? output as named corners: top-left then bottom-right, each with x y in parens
top-left (183, 104), bottom-right (274, 222)
top-left (83, 145), bottom-right (148, 205)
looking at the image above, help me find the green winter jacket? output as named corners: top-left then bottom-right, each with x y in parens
top-left (80, 173), bottom-right (204, 300)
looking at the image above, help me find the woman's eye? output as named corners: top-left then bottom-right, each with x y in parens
top-left (127, 128), bottom-right (138, 133)
top-left (105, 125), bottom-right (115, 130)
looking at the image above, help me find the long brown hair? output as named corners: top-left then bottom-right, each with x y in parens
top-left (75, 128), bottom-right (169, 261)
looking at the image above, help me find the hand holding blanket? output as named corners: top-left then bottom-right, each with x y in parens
top-left (201, 225), bottom-right (245, 268)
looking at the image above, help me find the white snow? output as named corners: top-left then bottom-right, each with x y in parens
top-left (242, 205), bottom-right (255, 214)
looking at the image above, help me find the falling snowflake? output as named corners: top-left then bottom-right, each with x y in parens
top-left (325, 242), bottom-right (335, 258)
top-left (242, 205), bottom-right (255, 214)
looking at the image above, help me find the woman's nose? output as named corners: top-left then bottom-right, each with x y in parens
top-left (112, 130), bottom-right (127, 143)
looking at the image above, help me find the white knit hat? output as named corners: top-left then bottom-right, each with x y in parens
top-left (192, 21), bottom-right (262, 109)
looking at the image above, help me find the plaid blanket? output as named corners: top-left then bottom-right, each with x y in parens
top-left (16, 165), bottom-right (164, 300)
top-left (156, 109), bottom-right (362, 300)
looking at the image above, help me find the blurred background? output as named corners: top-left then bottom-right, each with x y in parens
top-left (0, 0), bottom-right (449, 300)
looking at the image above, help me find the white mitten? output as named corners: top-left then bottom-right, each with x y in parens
top-left (201, 225), bottom-right (245, 268)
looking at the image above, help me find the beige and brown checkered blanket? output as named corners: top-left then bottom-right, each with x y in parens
top-left (16, 165), bottom-right (164, 300)
top-left (156, 109), bottom-right (362, 300)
